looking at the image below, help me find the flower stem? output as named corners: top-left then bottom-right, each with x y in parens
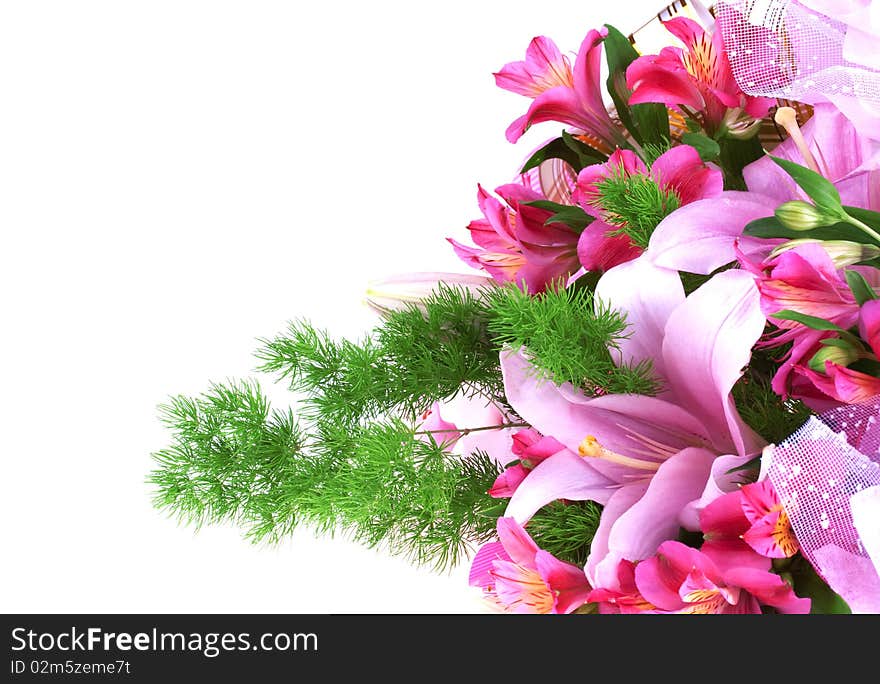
top-left (845, 214), bottom-right (880, 245)
top-left (414, 422), bottom-right (529, 437)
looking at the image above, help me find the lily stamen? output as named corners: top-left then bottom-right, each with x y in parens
top-left (618, 425), bottom-right (684, 459)
top-left (774, 107), bottom-right (821, 175)
top-left (578, 435), bottom-right (661, 471)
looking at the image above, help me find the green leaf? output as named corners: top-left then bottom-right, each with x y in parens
top-left (771, 156), bottom-right (844, 216)
top-left (848, 357), bottom-right (880, 375)
top-left (681, 132), bottom-right (721, 162)
top-left (743, 216), bottom-right (879, 245)
top-left (725, 454), bottom-right (761, 475)
top-left (520, 135), bottom-right (605, 174)
top-left (718, 135), bottom-right (764, 190)
top-left (602, 24), bottom-right (669, 146)
top-left (546, 207), bottom-right (593, 231)
top-left (562, 130), bottom-right (607, 168)
top-left (820, 338), bottom-right (856, 350)
top-left (845, 269), bottom-right (878, 306)
top-left (770, 309), bottom-right (847, 332)
top-left (524, 200), bottom-right (593, 231)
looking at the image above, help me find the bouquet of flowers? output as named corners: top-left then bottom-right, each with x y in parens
top-left (150, 0), bottom-right (880, 614)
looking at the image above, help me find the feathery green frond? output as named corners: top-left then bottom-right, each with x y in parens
top-left (527, 501), bottom-right (603, 567)
top-left (594, 172), bottom-right (680, 248)
top-left (255, 285), bottom-right (504, 423)
top-left (487, 284), bottom-right (660, 395)
top-left (149, 381), bottom-right (501, 569)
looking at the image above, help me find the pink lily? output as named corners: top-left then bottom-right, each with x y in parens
top-left (496, 30), bottom-right (625, 151)
top-left (448, 183), bottom-right (580, 293)
top-left (632, 541), bottom-right (810, 614)
top-left (701, 479), bottom-right (800, 566)
top-left (489, 429), bottom-right (565, 499)
top-left (647, 103), bottom-right (880, 276)
top-left (469, 517), bottom-right (591, 614)
top-left (502, 260), bottom-right (767, 590)
top-left (626, 17), bottom-right (772, 136)
top-left (795, 299), bottom-right (880, 404)
top-left (572, 146), bottom-right (723, 272)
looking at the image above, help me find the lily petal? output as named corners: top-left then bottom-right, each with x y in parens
top-left (648, 192), bottom-right (781, 274)
top-left (584, 483), bottom-right (650, 592)
top-left (504, 448), bottom-right (616, 523)
top-left (679, 453), bottom-right (754, 530)
top-left (661, 270), bottom-right (767, 456)
top-left (501, 348), bottom-right (714, 482)
top-left (595, 256), bottom-right (684, 380)
top-left (603, 447), bottom-right (717, 564)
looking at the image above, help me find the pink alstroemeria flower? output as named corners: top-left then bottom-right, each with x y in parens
top-left (502, 259), bottom-right (767, 592)
top-left (626, 17), bottom-right (772, 136)
top-left (448, 183), bottom-right (581, 293)
top-left (796, 299), bottom-right (880, 404)
top-left (738, 242), bottom-right (861, 401)
top-left (489, 429), bottom-right (565, 499)
top-left (632, 541), bottom-right (810, 614)
top-left (469, 517), bottom-right (591, 614)
top-left (572, 146), bottom-right (723, 272)
top-left (701, 479), bottom-right (800, 566)
top-left (647, 104), bottom-right (880, 277)
top-left (496, 30), bottom-right (625, 151)
top-left (585, 560), bottom-right (656, 614)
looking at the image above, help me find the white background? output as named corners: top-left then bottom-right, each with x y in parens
top-left (1, 0), bottom-right (661, 613)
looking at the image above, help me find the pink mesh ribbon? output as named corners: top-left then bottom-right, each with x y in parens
top-left (764, 401), bottom-right (880, 612)
top-left (716, 0), bottom-right (880, 137)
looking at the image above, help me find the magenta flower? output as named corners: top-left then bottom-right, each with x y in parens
top-left (795, 299), bottom-right (880, 404)
top-left (572, 146), bottom-right (723, 272)
top-left (633, 541), bottom-right (810, 614)
top-left (701, 479), bottom-right (800, 566)
top-left (626, 17), bottom-right (772, 135)
top-left (469, 517), bottom-right (591, 614)
top-left (496, 30), bottom-right (625, 151)
top-left (489, 429), bottom-right (565, 499)
top-left (586, 560), bottom-right (656, 614)
top-left (448, 183), bottom-right (581, 292)
top-left (739, 242), bottom-right (861, 400)
top-left (501, 261), bottom-right (767, 591)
